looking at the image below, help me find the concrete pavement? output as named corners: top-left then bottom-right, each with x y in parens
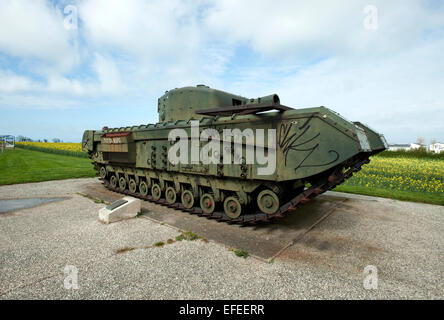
top-left (0, 178), bottom-right (442, 299)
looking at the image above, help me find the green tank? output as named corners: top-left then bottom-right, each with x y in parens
top-left (82, 85), bottom-right (387, 223)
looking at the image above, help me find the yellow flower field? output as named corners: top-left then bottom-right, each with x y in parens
top-left (15, 142), bottom-right (87, 158)
top-left (342, 156), bottom-right (444, 196)
top-left (17, 142), bottom-right (82, 152)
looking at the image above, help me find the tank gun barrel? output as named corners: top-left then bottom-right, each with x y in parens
top-left (246, 94), bottom-right (280, 105)
top-left (195, 101), bottom-right (292, 117)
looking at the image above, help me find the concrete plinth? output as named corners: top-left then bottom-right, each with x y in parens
top-left (99, 196), bottom-right (141, 224)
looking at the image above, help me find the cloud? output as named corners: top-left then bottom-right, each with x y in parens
top-left (79, 0), bottom-right (202, 59)
top-left (0, 0), bottom-right (78, 73)
top-left (92, 53), bottom-right (125, 94)
top-left (0, 0), bottom-right (443, 143)
top-left (0, 70), bottom-right (43, 93)
top-left (225, 36), bottom-right (444, 143)
top-left (78, 0), bottom-right (232, 93)
top-left (44, 53), bottom-right (125, 96)
top-left (203, 0), bottom-right (444, 59)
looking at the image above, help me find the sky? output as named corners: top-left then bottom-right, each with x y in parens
top-left (0, 0), bottom-right (443, 143)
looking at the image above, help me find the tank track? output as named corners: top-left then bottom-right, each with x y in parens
top-left (101, 155), bottom-right (370, 225)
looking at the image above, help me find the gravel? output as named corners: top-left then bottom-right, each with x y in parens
top-left (0, 178), bottom-right (443, 299)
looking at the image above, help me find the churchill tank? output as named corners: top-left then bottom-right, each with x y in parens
top-left (82, 85), bottom-right (387, 224)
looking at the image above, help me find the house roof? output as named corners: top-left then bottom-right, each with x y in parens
top-left (389, 144), bottom-right (410, 147)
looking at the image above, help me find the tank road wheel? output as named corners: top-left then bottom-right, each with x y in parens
top-left (257, 190), bottom-right (280, 215)
top-left (128, 179), bottom-right (137, 193)
top-left (139, 181), bottom-right (149, 196)
top-left (110, 175), bottom-right (118, 189)
top-left (99, 166), bottom-right (107, 179)
top-left (118, 177), bottom-right (127, 191)
top-left (151, 184), bottom-right (162, 201)
top-left (200, 193), bottom-right (215, 215)
top-left (181, 190), bottom-right (194, 209)
top-left (165, 187), bottom-right (177, 204)
top-left (223, 196), bottom-right (242, 219)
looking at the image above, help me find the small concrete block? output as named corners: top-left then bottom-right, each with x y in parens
top-left (99, 196), bottom-right (141, 224)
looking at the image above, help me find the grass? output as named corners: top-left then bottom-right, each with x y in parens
top-left (150, 231), bottom-right (208, 249)
top-left (176, 231), bottom-right (201, 241)
top-left (76, 192), bottom-right (109, 205)
top-left (0, 148), bottom-right (96, 185)
top-left (15, 143), bottom-right (88, 158)
top-left (116, 233), bottom-right (206, 254)
top-left (334, 184), bottom-right (443, 206)
top-left (115, 246), bottom-right (135, 254)
top-left (230, 248), bottom-right (249, 259)
top-left (378, 149), bottom-right (444, 160)
top-left (334, 152), bottom-right (443, 206)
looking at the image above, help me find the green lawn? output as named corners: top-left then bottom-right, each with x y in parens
top-left (0, 148), bottom-right (442, 206)
top-left (334, 184), bottom-right (443, 206)
top-left (0, 148), bottom-right (96, 185)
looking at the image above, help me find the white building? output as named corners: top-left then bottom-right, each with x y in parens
top-left (388, 144), bottom-right (410, 151)
top-left (429, 142), bottom-right (444, 154)
top-left (388, 143), bottom-right (426, 151)
top-left (409, 143), bottom-right (426, 150)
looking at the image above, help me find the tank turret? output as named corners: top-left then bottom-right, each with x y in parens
top-left (158, 84), bottom-right (280, 122)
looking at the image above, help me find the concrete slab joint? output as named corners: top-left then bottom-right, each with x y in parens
top-left (98, 196), bottom-right (141, 224)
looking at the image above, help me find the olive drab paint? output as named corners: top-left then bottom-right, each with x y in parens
top-left (82, 85), bottom-right (387, 222)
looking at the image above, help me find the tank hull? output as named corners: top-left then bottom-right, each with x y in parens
top-left (82, 89), bottom-right (386, 223)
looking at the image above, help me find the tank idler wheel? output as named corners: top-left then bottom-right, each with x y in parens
top-left (200, 193), bottom-right (215, 215)
top-left (181, 190), bottom-right (194, 209)
top-left (99, 166), bottom-right (107, 179)
top-left (118, 177), bottom-right (127, 191)
top-left (110, 175), bottom-right (118, 189)
top-left (165, 187), bottom-right (177, 204)
top-left (151, 184), bottom-right (162, 201)
top-left (129, 179), bottom-right (137, 193)
top-left (139, 181), bottom-right (149, 196)
top-left (257, 190), bottom-right (280, 215)
top-left (223, 196), bottom-right (242, 219)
